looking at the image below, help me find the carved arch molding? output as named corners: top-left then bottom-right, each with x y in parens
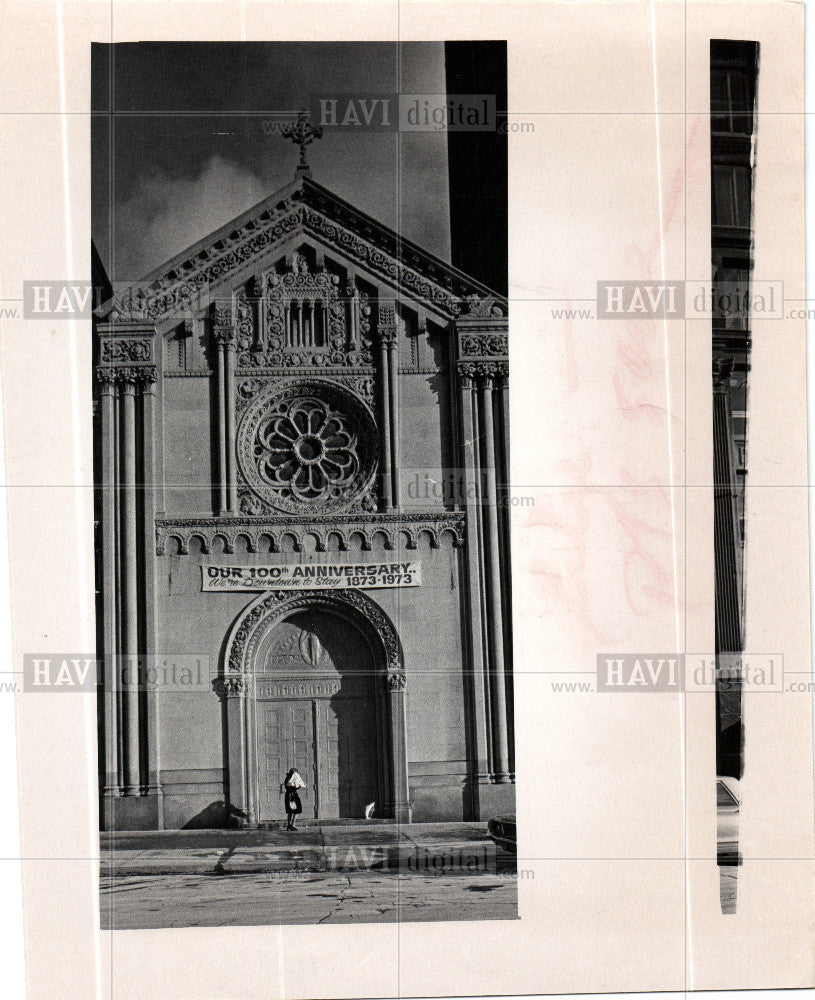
top-left (223, 588), bottom-right (403, 681)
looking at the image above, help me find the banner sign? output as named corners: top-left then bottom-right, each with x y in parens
top-left (201, 561), bottom-right (421, 592)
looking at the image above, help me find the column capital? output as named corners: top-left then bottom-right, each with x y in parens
top-left (457, 360), bottom-right (508, 385)
top-left (97, 370), bottom-right (118, 394)
top-left (98, 365), bottom-right (157, 389)
top-left (378, 300), bottom-right (398, 346)
top-left (385, 669), bottom-right (407, 692)
top-left (213, 305), bottom-right (235, 346)
top-left (213, 675), bottom-right (250, 699)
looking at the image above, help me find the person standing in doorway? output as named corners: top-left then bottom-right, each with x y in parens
top-left (281, 767), bottom-right (306, 831)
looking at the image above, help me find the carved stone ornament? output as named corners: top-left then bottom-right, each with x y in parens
top-left (236, 378), bottom-right (378, 515)
top-left (212, 675), bottom-right (248, 697)
top-left (386, 669), bottom-right (407, 692)
top-left (459, 332), bottom-right (508, 359)
top-left (225, 589), bottom-right (404, 683)
top-left (461, 294), bottom-right (505, 318)
top-left (234, 253), bottom-right (374, 369)
top-left (100, 339), bottom-right (152, 363)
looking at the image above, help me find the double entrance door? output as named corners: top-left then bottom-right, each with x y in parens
top-left (258, 696), bottom-right (380, 822)
top-left (255, 609), bottom-right (381, 823)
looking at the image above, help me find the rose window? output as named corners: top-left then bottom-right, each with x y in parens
top-left (237, 381), bottom-right (378, 514)
top-left (256, 397), bottom-right (359, 503)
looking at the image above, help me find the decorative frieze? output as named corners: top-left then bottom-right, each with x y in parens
top-left (455, 312), bottom-right (508, 387)
top-left (459, 332), bottom-right (508, 358)
top-left (101, 339), bottom-right (152, 363)
top-left (236, 374), bottom-right (376, 415)
top-left (254, 677), bottom-right (342, 700)
top-left (155, 511), bottom-right (465, 556)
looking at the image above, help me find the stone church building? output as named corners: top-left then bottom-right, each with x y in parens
top-left (94, 153), bottom-right (513, 830)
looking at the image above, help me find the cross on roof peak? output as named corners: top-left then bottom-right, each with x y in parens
top-left (281, 111), bottom-right (323, 175)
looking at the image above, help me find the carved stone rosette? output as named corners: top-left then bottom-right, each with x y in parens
top-left (235, 377), bottom-right (379, 516)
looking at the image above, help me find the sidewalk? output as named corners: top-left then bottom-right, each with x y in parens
top-left (101, 822), bottom-right (506, 877)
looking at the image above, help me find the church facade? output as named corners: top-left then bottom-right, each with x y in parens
top-left (94, 161), bottom-right (514, 830)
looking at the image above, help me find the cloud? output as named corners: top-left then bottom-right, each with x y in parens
top-left (113, 154), bottom-right (268, 279)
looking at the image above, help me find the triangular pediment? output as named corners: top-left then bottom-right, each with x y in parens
top-left (97, 174), bottom-right (506, 326)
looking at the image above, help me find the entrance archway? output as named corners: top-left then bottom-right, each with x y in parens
top-left (218, 589), bottom-right (410, 826)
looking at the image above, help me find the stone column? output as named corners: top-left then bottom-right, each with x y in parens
top-left (218, 676), bottom-right (253, 827)
top-left (120, 376), bottom-right (141, 793)
top-left (346, 276), bottom-right (359, 349)
top-left (455, 309), bottom-right (511, 802)
top-left (99, 373), bottom-right (120, 798)
top-left (216, 338), bottom-right (227, 514)
top-left (378, 302), bottom-right (399, 511)
top-left (478, 369), bottom-right (511, 782)
top-left (495, 367), bottom-right (513, 772)
top-left (386, 670), bottom-right (411, 822)
top-left (387, 332), bottom-right (399, 509)
top-left (141, 373), bottom-right (162, 820)
top-left (457, 368), bottom-right (491, 783)
top-left (378, 327), bottom-right (395, 512)
top-left (96, 324), bottom-right (158, 826)
top-left (225, 339), bottom-right (238, 513)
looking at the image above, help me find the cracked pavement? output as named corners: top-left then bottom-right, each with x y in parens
top-left (100, 822), bottom-right (519, 927)
top-left (100, 870), bottom-right (518, 927)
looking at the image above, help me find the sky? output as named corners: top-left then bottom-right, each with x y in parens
top-left (91, 42), bottom-right (451, 281)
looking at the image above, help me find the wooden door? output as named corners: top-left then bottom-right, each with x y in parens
top-left (258, 700), bottom-right (316, 822)
top-left (316, 681), bottom-right (379, 819)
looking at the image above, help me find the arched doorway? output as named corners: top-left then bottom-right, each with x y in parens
top-left (255, 609), bottom-right (380, 822)
top-left (219, 589), bottom-right (410, 826)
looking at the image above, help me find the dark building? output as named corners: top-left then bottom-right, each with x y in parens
top-left (711, 39), bottom-right (759, 782)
